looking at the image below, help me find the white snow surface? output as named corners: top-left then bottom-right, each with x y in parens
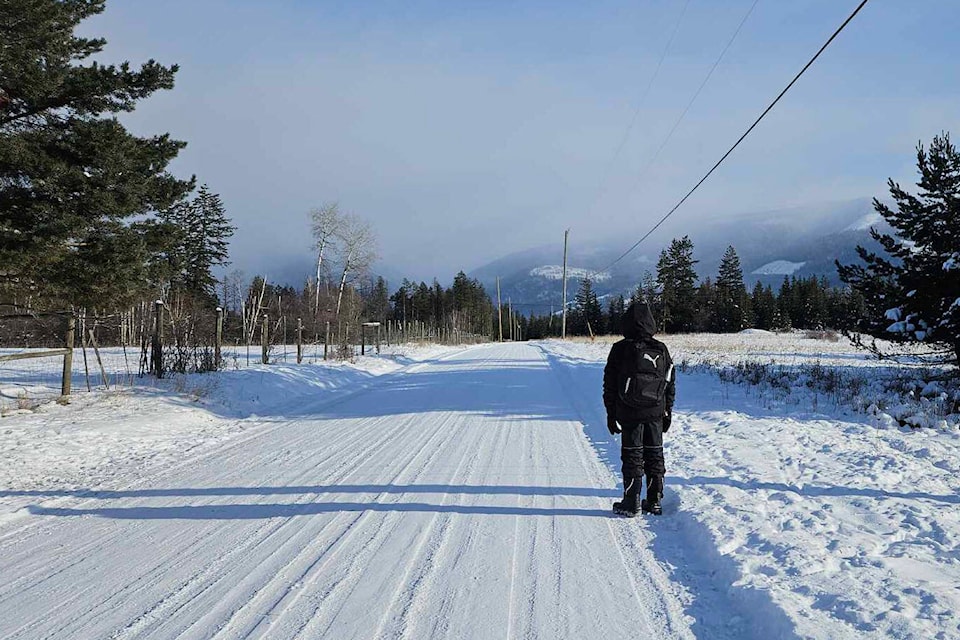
top-left (0, 336), bottom-right (958, 639)
top-left (844, 211), bottom-right (884, 232)
top-left (752, 260), bottom-right (807, 276)
top-left (529, 264), bottom-right (611, 281)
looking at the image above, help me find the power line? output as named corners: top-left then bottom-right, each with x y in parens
top-left (631, 0), bottom-right (760, 194)
top-left (581, 0), bottom-right (691, 220)
top-left (593, 0), bottom-right (870, 277)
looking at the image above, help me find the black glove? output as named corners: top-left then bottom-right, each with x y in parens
top-left (663, 410), bottom-right (672, 433)
top-left (607, 415), bottom-right (621, 435)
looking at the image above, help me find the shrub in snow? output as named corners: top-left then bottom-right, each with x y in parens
top-left (707, 359), bottom-right (958, 430)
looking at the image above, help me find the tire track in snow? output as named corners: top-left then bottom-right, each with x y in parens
top-left (230, 409), bottom-right (468, 638)
top-left (203, 411), bottom-right (462, 639)
top-left (365, 409), bottom-right (490, 640)
top-left (109, 416), bottom-right (410, 640)
top-left (20, 414), bottom-right (409, 640)
top-left (154, 350), bottom-right (492, 639)
top-left (282, 410), bottom-right (474, 638)
top-left (503, 420), bottom-right (527, 640)
top-left (0, 398), bottom-right (383, 598)
top-left (538, 343), bottom-right (693, 639)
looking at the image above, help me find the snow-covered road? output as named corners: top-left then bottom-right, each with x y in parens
top-left (0, 343), bottom-right (695, 639)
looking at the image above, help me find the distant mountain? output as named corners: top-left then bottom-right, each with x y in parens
top-left (469, 198), bottom-right (890, 312)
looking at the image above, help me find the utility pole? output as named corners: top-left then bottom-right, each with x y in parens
top-left (496, 276), bottom-right (503, 342)
top-left (561, 229), bottom-right (569, 339)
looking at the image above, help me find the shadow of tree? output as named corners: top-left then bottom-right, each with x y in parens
top-left (28, 499), bottom-right (611, 520)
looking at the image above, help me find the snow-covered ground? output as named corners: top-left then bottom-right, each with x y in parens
top-left (0, 344), bottom-right (457, 522)
top-left (542, 333), bottom-right (960, 639)
top-left (0, 335), bottom-right (957, 639)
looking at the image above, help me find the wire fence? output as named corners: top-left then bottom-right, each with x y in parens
top-left (0, 309), bottom-right (487, 413)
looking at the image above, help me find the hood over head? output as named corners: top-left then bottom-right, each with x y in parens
top-left (622, 302), bottom-right (657, 339)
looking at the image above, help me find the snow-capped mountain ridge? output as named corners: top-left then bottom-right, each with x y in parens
top-left (529, 265), bottom-right (611, 282)
top-left (471, 198), bottom-right (891, 307)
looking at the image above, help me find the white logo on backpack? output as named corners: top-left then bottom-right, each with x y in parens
top-left (642, 353), bottom-right (661, 368)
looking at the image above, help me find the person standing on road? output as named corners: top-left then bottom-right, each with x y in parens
top-left (602, 301), bottom-right (676, 517)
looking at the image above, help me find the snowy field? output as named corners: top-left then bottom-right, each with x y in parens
top-left (0, 334), bottom-right (957, 638)
top-left (0, 342), bottom-right (421, 410)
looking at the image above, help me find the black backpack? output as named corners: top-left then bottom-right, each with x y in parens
top-left (617, 340), bottom-right (670, 409)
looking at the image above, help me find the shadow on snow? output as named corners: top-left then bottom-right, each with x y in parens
top-left (27, 500), bottom-right (611, 520)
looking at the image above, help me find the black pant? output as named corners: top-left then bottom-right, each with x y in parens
top-left (620, 420), bottom-right (665, 479)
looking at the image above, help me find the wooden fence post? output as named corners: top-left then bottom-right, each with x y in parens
top-left (88, 328), bottom-right (109, 389)
top-left (61, 315), bottom-right (75, 399)
top-left (215, 307), bottom-right (223, 368)
top-left (324, 321), bottom-right (330, 360)
top-left (296, 317), bottom-right (303, 364)
top-left (151, 300), bottom-right (164, 378)
top-left (261, 313), bottom-right (269, 364)
top-left (80, 313), bottom-right (92, 391)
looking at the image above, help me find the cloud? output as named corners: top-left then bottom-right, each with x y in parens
top-left (85, 0), bottom-right (960, 284)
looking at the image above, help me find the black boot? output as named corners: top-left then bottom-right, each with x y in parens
top-left (641, 475), bottom-right (663, 516)
top-left (613, 476), bottom-right (641, 517)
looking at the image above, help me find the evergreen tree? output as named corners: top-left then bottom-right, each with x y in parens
top-left (365, 276), bottom-right (390, 322)
top-left (838, 133), bottom-right (960, 365)
top-left (778, 277), bottom-right (793, 329)
top-left (695, 278), bottom-right (717, 332)
top-left (656, 236), bottom-right (699, 333)
top-left (751, 282), bottom-right (769, 330)
top-left (390, 279), bottom-right (415, 324)
top-left (160, 185), bottom-right (235, 301)
top-left (607, 294), bottom-right (625, 335)
top-left (0, 0), bottom-right (193, 307)
top-left (715, 246), bottom-right (748, 332)
top-left (574, 277), bottom-right (603, 336)
top-left (413, 281), bottom-right (432, 323)
top-left (431, 279), bottom-right (445, 327)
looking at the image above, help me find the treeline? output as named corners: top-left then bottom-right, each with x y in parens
top-left (524, 239), bottom-right (867, 339)
top-left (215, 270), bottom-right (497, 351)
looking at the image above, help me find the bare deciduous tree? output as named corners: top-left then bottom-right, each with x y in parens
top-left (334, 214), bottom-right (377, 321)
top-left (310, 203), bottom-right (343, 318)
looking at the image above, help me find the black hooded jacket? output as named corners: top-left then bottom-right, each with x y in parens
top-left (602, 302), bottom-right (676, 423)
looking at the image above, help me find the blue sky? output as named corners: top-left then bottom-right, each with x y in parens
top-left (84, 1), bottom-right (960, 283)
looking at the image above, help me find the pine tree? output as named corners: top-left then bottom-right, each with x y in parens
top-left (751, 282), bottom-right (770, 330)
top-left (656, 236), bottom-right (699, 333)
top-left (778, 278), bottom-right (793, 330)
top-left (364, 276), bottom-right (390, 323)
top-left (607, 294), bottom-right (625, 335)
top-left (838, 133), bottom-right (960, 365)
top-left (715, 245), bottom-right (748, 332)
top-left (574, 278), bottom-right (603, 336)
top-left (160, 185), bottom-right (235, 301)
top-left (0, 0), bottom-right (192, 306)
top-left (696, 278), bottom-right (717, 332)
